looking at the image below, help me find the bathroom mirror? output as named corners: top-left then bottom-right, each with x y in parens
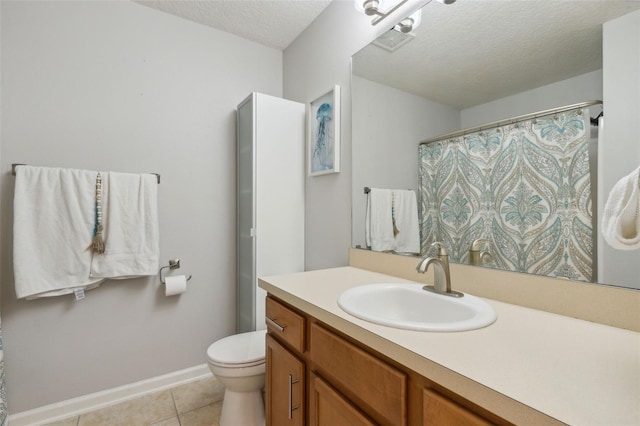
top-left (351, 0), bottom-right (640, 289)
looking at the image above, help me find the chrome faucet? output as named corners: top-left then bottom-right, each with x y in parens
top-left (416, 242), bottom-right (463, 298)
top-left (468, 238), bottom-right (495, 266)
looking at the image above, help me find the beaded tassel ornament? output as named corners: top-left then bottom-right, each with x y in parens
top-left (91, 173), bottom-right (105, 254)
top-left (391, 191), bottom-right (400, 237)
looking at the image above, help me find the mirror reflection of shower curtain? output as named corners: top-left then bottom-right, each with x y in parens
top-left (419, 107), bottom-right (594, 282)
top-left (0, 318), bottom-right (6, 424)
top-left (589, 106), bottom-right (602, 282)
top-left (596, 114), bottom-right (605, 283)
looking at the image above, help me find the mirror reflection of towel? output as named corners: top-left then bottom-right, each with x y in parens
top-left (602, 166), bottom-right (640, 250)
top-left (366, 188), bottom-right (395, 251)
top-left (365, 188), bottom-right (420, 254)
top-left (393, 190), bottom-right (420, 254)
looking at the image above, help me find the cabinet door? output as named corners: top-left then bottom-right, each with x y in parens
top-left (266, 334), bottom-right (304, 426)
top-left (309, 373), bottom-right (376, 426)
top-left (423, 388), bottom-right (492, 426)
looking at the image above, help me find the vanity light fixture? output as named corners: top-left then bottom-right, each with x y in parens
top-left (355, 0), bottom-right (455, 26)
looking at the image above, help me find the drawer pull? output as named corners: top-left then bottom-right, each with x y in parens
top-left (266, 316), bottom-right (286, 332)
top-left (288, 374), bottom-right (300, 420)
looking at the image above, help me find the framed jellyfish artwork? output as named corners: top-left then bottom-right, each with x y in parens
top-left (308, 85), bottom-right (340, 176)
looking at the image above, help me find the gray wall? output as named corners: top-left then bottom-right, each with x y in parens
top-left (1, 1), bottom-right (282, 412)
top-left (460, 70), bottom-right (603, 127)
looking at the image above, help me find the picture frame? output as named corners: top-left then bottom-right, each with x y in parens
top-left (308, 85), bottom-right (340, 176)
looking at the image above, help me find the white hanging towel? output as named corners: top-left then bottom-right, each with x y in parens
top-left (602, 166), bottom-right (640, 250)
top-left (365, 188), bottom-right (396, 251)
top-left (90, 172), bottom-right (160, 279)
top-left (392, 189), bottom-right (420, 254)
top-left (13, 166), bottom-right (105, 299)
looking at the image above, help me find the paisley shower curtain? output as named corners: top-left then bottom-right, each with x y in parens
top-left (419, 107), bottom-right (593, 282)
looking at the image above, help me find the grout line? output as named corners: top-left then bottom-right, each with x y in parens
top-left (169, 387), bottom-right (182, 425)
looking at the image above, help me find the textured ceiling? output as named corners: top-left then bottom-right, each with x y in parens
top-left (353, 0), bottom-right (640, 109)
top-left (135, 0), bottom-right (639, 107)
top-left (134, 0), bottom-right (333, 50)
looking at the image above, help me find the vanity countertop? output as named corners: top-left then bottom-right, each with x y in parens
top-left (259, 266), bottom-right (640, 426)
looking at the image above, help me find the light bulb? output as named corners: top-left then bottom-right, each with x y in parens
top-left (363, 0), bottom-right (380, 15)
top-left (355, 0), bottom-right (379, 14)
top-left (396, 17), bottom-right (414, 33)
top-left (394, 9), bottom-right (421, 33)
top-left (354, 0), bottom-right (398, 15)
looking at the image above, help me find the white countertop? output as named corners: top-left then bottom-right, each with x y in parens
top-left (259, 266), bottom-right (640, 426)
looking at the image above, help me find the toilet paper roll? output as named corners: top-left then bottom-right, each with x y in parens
top-left (165, 275), bottom-right (188, 296)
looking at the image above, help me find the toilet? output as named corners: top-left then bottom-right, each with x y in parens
top-left (206, 329), bottom-right (267, 426)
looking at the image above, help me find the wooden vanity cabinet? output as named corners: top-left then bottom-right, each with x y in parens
top-left (265, 295), bottom-right (504, 426)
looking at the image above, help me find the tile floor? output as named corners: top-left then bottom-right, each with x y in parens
top-left (44, 376), bottom-right (224, 426)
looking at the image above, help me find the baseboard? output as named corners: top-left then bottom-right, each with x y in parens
top-left (8, 364), bottom-right (212, 426)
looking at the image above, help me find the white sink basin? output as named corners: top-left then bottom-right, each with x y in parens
top-left (337, 283), bottom-right (496, 332)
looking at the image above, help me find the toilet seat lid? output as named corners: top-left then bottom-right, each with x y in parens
top-left (207, 329), bottom-right (267, 366)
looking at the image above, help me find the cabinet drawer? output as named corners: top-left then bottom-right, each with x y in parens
top-left (423, 388), bottom-right (492, 426)
top-left (310, 323), bottom-right (407, 425)
top-left (265, 296), bottom-right (305, 352)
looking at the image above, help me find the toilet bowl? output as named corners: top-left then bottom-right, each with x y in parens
top-left (207, 329), bottom-right (267, 426)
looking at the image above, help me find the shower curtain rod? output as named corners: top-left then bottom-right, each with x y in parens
top-left (11, 163), bottom-right (161, 184)
top-left (419, 100), bottom-right (603, 146)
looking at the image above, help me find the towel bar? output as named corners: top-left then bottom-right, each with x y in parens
top-left (364, 186), bottom-right (413, 194)
top-left (11, 163), bottom-right (161, 184)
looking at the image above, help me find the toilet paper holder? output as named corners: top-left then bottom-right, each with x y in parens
top-left (159, 259), bottom-right (193, 285)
